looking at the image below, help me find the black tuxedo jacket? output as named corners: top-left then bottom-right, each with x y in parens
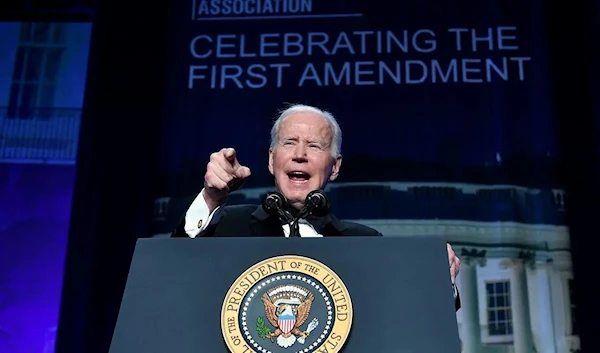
top-left (170, 204), bottom-right (383, 238)
top-left (169, 203), bottom-right (460, 311)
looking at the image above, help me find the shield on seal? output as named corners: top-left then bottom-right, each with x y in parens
top-left (278, 314), bottom-right (296, 334)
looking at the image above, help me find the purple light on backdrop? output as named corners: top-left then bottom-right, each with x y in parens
top-left (0, 20), bottom-right (91, 353)
top-left (0, 163), bottom-right (76, 353)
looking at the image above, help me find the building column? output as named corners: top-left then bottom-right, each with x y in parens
top-left (526, 261), bottom-right (557, 353)
top-left (509, 259), bottom-right (534, 353)
top-left (460, 253), bottom-right (485, 353)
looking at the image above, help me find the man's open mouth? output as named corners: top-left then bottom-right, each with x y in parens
top-left (287, 171), bottom-right (311, 182)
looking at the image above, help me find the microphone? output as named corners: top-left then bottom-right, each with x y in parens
top-left (262, 191), bottom-right (286, 217)
top-left (301, 189), bottom-right (330, 217)
top-left (262, 191), bottom-right (299, 237)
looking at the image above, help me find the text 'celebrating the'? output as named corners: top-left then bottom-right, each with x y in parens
top-left (187, 27), bottom-right (532, 89)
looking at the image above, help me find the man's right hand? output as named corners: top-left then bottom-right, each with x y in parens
top-left (203, 148), bottom-right (251, 211)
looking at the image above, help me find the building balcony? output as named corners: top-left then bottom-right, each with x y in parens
top-left (0, 106), bottom-right (81, 164)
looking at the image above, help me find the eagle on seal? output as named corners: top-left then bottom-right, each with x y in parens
top-left (260, 284), bottom-right (315, 348)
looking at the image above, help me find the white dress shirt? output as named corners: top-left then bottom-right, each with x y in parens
top-left (184, 188), bottom-right (323, 238)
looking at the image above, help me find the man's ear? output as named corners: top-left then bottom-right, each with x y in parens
top-left (268, 148), bottom-right (274, 175)
top-left (329, 154), bottom-right (342, 181)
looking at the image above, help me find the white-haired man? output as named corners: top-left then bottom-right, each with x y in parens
top-left (170, 104), bottom-right (461, 310)
top-left (170, 104), bottom-right (378, 239)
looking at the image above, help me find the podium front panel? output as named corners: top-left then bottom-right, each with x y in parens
top-left (109, 236), bottom-right (460, 353)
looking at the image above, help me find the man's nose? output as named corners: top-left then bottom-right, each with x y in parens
top-left (292, 143), bottom-right (308, 161)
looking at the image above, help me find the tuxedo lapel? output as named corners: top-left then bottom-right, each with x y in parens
top-left (250, 206), bottom-right (284, 237)
top-left (313, 214), bottom-right (348, 237)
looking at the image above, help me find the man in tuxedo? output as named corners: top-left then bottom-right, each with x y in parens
top-left (170, 104), bottom-right (461, 310)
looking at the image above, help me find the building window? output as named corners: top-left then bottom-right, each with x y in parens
top-left (7, 22), bottom-right (66, 119)
top-left (569, 279), bottom-right (577, 335)
top-left (486, 281), bottom-right (513, 336)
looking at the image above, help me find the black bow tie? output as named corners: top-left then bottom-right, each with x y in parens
top-left (274, 204), bottom-right (331, 234)
top-left (277, 213), bottom-right (326, 234)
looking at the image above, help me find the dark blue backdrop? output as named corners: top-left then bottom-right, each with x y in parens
top-left (161, 0), bottom-right (557, 193)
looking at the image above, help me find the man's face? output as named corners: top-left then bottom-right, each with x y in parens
top-left (268, 112), bottom-right (342, 209)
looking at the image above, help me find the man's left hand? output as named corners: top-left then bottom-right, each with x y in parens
top-left (448, 243), bottom-right (460, 284)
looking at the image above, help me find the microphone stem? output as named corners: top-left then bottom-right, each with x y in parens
top-left (290, 217), bottom-right (300, 238)
top-left (276, 209), bottom-right (300, 237)
top-left (290, 204), bottom-right (311, 238)
top-left (277, 209), bottom-right (292, 223)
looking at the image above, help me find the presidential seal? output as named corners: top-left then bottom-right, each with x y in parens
top-left (221, 255), bottom-right (353, 353)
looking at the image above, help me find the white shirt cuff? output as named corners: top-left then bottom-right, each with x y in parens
top-left (184, 188), bottom-right (221, 238)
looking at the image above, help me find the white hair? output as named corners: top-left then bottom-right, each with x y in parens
top-left (269, 104), bottom-right (342, 157)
